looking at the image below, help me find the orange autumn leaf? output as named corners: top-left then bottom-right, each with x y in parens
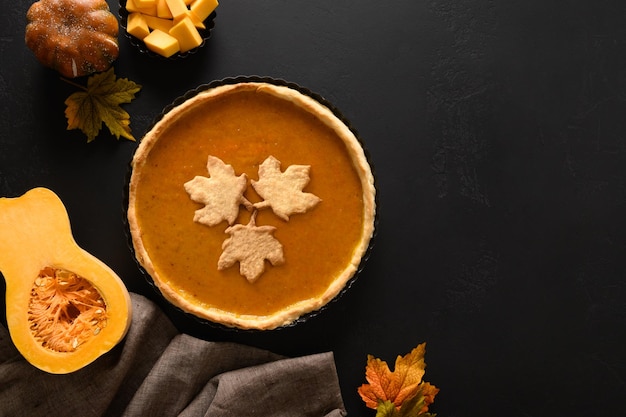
top-left (358, 343), bottom-right (426, 408)
top-left (358, 343), bottom-right (439, 414)
top-left (418, 382), bottom-right (439, 411)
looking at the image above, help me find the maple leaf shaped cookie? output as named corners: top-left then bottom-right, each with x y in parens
top-left (252, 155), bottom-right (321, 221)
top-left (184, 156), bottom-right (252, 226)
top-left (218, 212), bottom-right (285, 283)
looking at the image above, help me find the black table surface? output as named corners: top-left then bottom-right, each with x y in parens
top-left (2, 0), bottom-right (626, 415)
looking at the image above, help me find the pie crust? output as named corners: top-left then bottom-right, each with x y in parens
top-left (127, 80), bottom-right (376, 330)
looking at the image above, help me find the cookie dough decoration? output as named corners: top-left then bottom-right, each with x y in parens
top-left (185, 155), bottom-right (321, 283)
top-left (25, 0), bottom-right (119, 78)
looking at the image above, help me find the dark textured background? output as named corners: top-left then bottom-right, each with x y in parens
top-left (2, 0), bottom-right (626, 415)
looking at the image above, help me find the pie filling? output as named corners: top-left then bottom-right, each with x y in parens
top-left (128, 82), bottom-right (375, 329)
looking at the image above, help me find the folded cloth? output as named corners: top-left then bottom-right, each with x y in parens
top-left (0, 293), bottom-right (347, 417)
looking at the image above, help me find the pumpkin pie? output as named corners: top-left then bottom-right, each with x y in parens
top-left (127, 79), bottom-right (376, 330)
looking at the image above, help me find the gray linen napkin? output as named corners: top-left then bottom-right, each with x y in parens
top-left (0, 293), bottom-right (347, 417)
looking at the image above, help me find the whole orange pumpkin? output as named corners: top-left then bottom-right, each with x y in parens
top-left (25, 0), bottom-right (119, 78)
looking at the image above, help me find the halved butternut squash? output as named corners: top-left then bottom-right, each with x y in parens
top-left (0, 187), bottom-right (132, 374)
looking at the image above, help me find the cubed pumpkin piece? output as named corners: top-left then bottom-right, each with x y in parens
top-left (125, 0), bottom-right (141, 12)
top-left (190, 0), bottom-right (218, 21)
top-left (165, 0), bottom-right (188, 20)
top-left (169, 16), bottom-right (202, 52)
top-left (127, 12), bottom-right (151, 40)
top-left (144, 29), bottom-right (180, 57)
top-left (126, 0), bottom-right (158, 15)
top-left (144, 14), bottom-right (174, 32)
top-left (135, 0), bottom-right (156, 8)
top-left (174, 10), bottom-right (205, 29)
top-left (156, 0), bottom-right (173, 18)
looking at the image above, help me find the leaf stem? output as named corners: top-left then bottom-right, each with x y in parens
top-left (60, 77), bottom-right (87, 91)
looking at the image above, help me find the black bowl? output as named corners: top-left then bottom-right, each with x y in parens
top-left (118, 0), bottom-right (216, 59)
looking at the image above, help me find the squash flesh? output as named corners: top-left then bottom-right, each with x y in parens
top-left (0, 188), bottom-right (132, 374)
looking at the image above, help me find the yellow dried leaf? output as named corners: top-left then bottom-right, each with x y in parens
top-left (64, 68), bottom-right (141, 142)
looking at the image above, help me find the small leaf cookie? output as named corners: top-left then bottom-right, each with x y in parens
top-left (184, 156), bottom-right (252, 226)
top-left (218, 211), bottom-right (285, 283)
top-left (252, 155), bottom-right (321, 221)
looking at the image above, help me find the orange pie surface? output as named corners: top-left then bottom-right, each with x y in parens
top-left (127, 82), bottom-right (376, 329)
